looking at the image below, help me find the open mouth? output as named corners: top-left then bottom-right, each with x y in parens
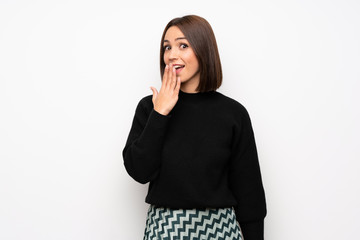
top-left (174, 65), bottom-right (185, 73)
top-left (174, 65), bottom-right (185, 69)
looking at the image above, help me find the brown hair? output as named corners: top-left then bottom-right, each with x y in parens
top-left (160, 15), bottom-right (222, 92)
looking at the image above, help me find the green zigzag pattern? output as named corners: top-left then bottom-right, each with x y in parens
top-left (143, 205), bottom-right (242, 240)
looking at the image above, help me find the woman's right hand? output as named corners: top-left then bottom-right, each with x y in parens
top-left (150, 63), bottom-right (181, 116)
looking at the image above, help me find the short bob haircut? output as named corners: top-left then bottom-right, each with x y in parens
top-left (160, 15), bottom-right (222, 92)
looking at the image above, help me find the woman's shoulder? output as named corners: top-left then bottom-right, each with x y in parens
top-left (215, 91), bottom-right (250, 116)
top-left (132, 94), bottom-right (153, 116)
top-left (138, 94), bottom-right (153, 106)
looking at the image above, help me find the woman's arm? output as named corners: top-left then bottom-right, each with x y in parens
top-left (228, 105), bottom-right (267, 240)
top-left (123, 65), bottom-right (180, 184)
top-left (122, 98), bottom-right (171, 184)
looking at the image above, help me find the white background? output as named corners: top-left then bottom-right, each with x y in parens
top-left (1, 0), bottom-right (359, 239)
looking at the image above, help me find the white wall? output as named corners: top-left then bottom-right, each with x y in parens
top-left (1, 0), bottom-right (359, 239)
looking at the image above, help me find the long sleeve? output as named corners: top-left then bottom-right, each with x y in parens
top-left (228, 106), bottom-right (267, 240)
top-left (122, 97), bottom-right (171, 184)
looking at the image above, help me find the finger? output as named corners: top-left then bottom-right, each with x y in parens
top-left (162, 65), bottom-right (169, 89)
top-left (150, 87), bottom-right (158, 101)
top-left (170, 65), bottom-right (177, 90)
top-left (174, 77), bottom-right (181, 93)
top-left (166, 63), bottom-right (173, 89)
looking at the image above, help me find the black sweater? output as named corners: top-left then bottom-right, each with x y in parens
top-left (122, 89), bottom-right (267, 240)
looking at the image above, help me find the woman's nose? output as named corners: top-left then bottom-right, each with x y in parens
top-left (169, 49), bottom-right (179, 60)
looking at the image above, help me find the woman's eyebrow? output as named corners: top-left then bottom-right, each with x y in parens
top-left (163, 37), bottom-right (187, 43)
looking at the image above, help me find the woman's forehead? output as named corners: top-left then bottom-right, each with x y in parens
top-left (164, 26), bottom-right (186, 42)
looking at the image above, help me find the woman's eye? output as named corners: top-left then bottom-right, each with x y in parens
top-left (180, 44), bottom-right (188, 49)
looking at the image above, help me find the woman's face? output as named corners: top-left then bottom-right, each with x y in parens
top-left (163, 26), bottom-right (200, 89)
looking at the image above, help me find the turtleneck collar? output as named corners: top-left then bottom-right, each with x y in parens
top-left (178, 89), bottom-right (216, 102)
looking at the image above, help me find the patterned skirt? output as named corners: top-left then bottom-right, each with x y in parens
top-left (143, 205), bottom-right (243, 240)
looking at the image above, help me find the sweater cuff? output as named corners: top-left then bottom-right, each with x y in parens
top-left (152, 108), bottom-right (172, 117)
top-left (239, 220), bottom-right (264, 240)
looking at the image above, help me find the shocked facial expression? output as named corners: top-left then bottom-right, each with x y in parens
top-left (163, 26), bottom-right (200, 88)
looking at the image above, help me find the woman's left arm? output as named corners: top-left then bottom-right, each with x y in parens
top-left (228, 105), bottom-right (267, 240)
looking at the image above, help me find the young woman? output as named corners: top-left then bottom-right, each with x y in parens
top-left (122, 15), bottom-right (267, 240)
